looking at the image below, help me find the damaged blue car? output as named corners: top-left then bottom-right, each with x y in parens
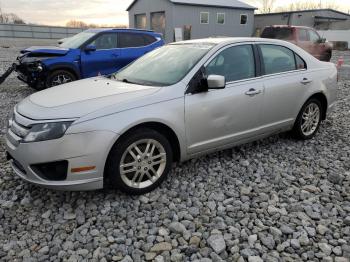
top-left (9, 28), bottom-right (164, 90)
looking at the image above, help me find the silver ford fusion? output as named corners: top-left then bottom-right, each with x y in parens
top-left (6, 38), bottom-right (338, 194)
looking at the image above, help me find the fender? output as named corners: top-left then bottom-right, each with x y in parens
top-left (45, 62), bottom-right (82, 79)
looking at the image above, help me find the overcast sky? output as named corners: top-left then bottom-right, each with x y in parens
top-left (1, 0), bottom-right (349, 26)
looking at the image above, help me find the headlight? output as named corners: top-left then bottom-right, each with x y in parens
top-left (23, 121), bottom-right (73, 143)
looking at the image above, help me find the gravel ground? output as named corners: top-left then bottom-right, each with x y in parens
top-left (0, 44), bottom-right (349, 262)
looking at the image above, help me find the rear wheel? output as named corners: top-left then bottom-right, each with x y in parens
top-left (105, 128), bottom-right (173, 195)
top-left (46, 70), bottom-right (76, 88)
top-left (292, 98), bottom-right (323, 140)
top-left (322, 50), bottom-right (332, 62)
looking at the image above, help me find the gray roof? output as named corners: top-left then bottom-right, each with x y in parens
top-left (127, 0), bottom-right (256, 11)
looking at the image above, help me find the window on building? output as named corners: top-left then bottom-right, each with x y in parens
top-left (151, 12), bottom-right (166, 36)
top-left (217, 13), bottom-right (225, 24)
top-left (135, 14), bottom-right (147, 29)
top-left (240, 14), bottom-right (248, 25)
top-left (259, 44), bottom-right (297, 75)
top-left (200, 12), bottom-right (209, 24)
top-left (298, 29), bottom-right (309, 41)
top-left (89, 33), bottom-right (118, 50)
top-left (206, 45), bottom-right (255, 82)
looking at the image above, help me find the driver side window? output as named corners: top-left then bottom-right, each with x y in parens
top-left (206, 45), bottom-right (255, 83)
top-left (89, 33), bottom-right (118, 50)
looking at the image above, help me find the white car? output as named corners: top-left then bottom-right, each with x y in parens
top-left (6, 38), bottom-right (338, 194)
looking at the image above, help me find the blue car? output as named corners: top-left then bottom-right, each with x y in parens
top-left (15, 28), bottom-right (164, 90)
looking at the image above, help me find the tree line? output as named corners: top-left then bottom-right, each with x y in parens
top-left (254, 0), bottom-right (343, 14)
top-left (0, 6), bottom-right (25, 24)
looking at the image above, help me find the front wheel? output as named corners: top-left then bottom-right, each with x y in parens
top-left (292, 98), bottom-right (323, 140)
top-left (46, 70), bottom-right (76, 88)
top-left (105, 128), bottom-right (173, 195)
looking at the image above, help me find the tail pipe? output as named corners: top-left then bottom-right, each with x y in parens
top-left (0, 63), bottom-right (17, 85)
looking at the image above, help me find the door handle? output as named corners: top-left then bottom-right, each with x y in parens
top-left (301, 78), bottom-right (312, 84)
top-left (245, 88), bottom-right (262, 96)
top-left (111, 54), bottom-right (119, 58)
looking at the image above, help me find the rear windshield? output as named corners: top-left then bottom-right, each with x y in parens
top-left (261, 27), bottom-right (293, 40)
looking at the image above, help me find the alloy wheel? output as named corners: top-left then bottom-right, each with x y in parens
top-left (119, 139), bottom-right (167, 189)
top-left (301, 102), bottom-right (321, 136)
top-left (51, 74), bottom-right (72, 86)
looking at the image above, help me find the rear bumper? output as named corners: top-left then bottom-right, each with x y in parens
top-left (5, 130), bottom-right (118, 191)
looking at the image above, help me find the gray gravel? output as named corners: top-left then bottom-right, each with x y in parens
top-left (0, 44), bottom-right (350, 261)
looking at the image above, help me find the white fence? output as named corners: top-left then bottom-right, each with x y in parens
top-left (318, 30), bottom-right (350, 47)
top-left (0, 23), bottom-right (84, 40)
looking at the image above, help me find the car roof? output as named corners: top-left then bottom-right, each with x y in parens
top-left (172, 37), bottom-right (288, 46)
top-left (265, 25), bottom-right (313, 30)
top-left (86, 28), bottom-right (159, 34)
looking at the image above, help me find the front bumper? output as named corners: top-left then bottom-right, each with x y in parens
top-left (5, 129), bottom-right (118, 191)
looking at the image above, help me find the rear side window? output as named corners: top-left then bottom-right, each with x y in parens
top-left (143, 34), bottom-right (157, 45)
top-left (261, 27), bottom-right (293, 40)
top-left (206, 45), bottom-right (255, 82)
top-left (118, 33), bottom-right (155, 48)
top-left (259, 45), bottom-right (297, 75)
top-left (295, 53), bottom-right (307, 69)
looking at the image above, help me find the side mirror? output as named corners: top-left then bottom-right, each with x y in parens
top-left (317, 38), bottom-right (326, 44)
top-left (207, 75), bottom-right (225, 89)
top-left (85, 44), bottom-right (97, 52)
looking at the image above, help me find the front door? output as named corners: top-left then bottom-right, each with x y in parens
top-left (81, 32), bottom-right (121, 78)
top-left (185, 44), bottom-right (264, 155)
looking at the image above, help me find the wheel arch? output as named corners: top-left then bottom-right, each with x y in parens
top-left (307, 92), bottom-right (328, 120)
top-left (111, 121), bottom-right (182, 163)
top-left (46, 64), bottom-right (81, 80)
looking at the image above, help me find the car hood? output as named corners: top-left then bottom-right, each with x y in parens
top-left (20, 46), bottom-right (70, 56)
top-left (16, 77), bottom-right (163, 120)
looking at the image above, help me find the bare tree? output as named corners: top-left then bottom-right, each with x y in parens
top-left (275, 0), bottom-right (339, 12)
top-left (0, 2), bottom-right (25, 24)
top-left (253, 0), bottom-right (277, 14)
top-left (66, 20), bottom-right (127, 29)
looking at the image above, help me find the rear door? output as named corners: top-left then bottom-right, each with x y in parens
top-left (258, 44), bottom-right (310, 132)
top-left (80, 32), bottom-right (120, 78)
top-left (117, 32), bottom-right (158, 70)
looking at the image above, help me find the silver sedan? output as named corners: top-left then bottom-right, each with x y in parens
top-left (6, 38), bottom-right (338, 194)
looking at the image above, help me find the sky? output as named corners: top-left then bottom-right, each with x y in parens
top-left (1, 0), bottom-right (350, 26)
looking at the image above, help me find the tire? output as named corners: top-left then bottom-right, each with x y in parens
top-left (322, 50), bottom-right (332, 62)
top-left (105, 128), bottom-right (173, 195)
top-left (292, 98), bottom-right (323, 140)
top-left (45, 70), bottom-right (76, 88)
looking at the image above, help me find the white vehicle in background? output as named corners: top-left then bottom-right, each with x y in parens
top-left (6, 38), bottom-right (338, 194)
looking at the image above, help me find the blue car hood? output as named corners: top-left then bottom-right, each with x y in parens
top-left (21, 46), bottom-right (70, 56)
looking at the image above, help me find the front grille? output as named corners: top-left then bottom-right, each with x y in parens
top-left (7, 111), bottom-right (32, 147)
top-left (10, 120), bottom-right (30, 139)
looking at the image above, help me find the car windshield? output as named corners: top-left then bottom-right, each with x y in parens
top-left (60, 31), bottom-right (96, 49)
top-left (113, 43), bottom-right (214, 86)
top-left (261, 27), bottom-right (293, 40)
